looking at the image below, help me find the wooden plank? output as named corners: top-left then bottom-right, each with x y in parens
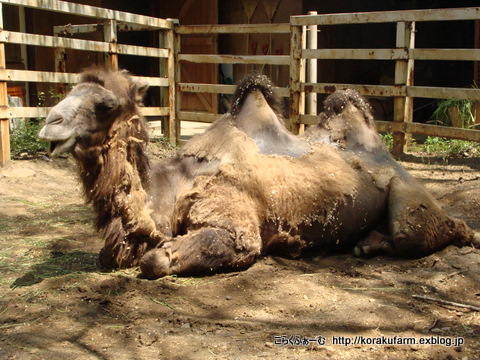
top-left (289, 24), bottom-right (303, 134)
top-left (0, 106), bottom-right (51, 118)
top-left (54, 23), bottom-right (100, 35)
top-left (55, 22), bottom-right (159, 35)
top-left (2, 31), bottom-right (169, 58)
top-left (178, 111), bottom-right (220, 123)
top-left (302, 48), bottom-right (408, 60)
top-left (300, 82), bottom-right (480, 101)
top-left (410, 48), bottom-right (480, 61)
top-left (116, 44), bottom-right (169, 58)
top-left (165, 20), bottom-right (178, 145)
top-left (0, 69), bottom-right (168, 87)
top-left (291, 7), bottom-right (480, 26)
top-left (306, 11), bottom-right (318, 117)
top-left (0, 106), bottom-right (170, 118)
top-left (392, 21), bottom-right (415, 155)
top-left (301, 82), bottom-right (405, 97)
top-left (376, 121), bottom-right (480, 143)
top-left (0, 3), bottom-right (9, 167)
top-left (178, 54), bottom-right (289, 65)
top-left (407, 86), bottom-right (480, 101)
top-left (176, 23), bottom-right (290, 34)
top-left (178, 83), bottom-right (289, 97)
top-left (299, 114), bottom-right (318, 126)
top-left (104, 19), bottom-right (118, 69)
top-left (135, 76), bottom-right (168, 87)
top-left (141, 107), bottom-right (169, 117)
top-left (0, 0), bottom-right (172, 29)
top-left (0, 69), bottom-right (78, 83)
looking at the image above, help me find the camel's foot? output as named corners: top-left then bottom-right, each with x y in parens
top-left (140, 248), bottom-right (172, 279)
top-left (139, 227), bottom-right (261, 279)
top-left (353, 230), bottom-right (393, 257)
top-left (472, 232), bottom-right (480, 248)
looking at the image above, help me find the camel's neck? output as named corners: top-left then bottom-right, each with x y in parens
top-left (75, 114), bottom-right (160, 268)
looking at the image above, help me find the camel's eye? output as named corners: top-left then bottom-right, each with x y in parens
top-left (94, 92), bottom-right (119, 114)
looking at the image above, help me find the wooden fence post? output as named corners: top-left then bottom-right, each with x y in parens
top-left (164, 19), bottom-right (179, 145)
top-left (306, 11), bottom-right (317, 118)
top-left (392, 21), bottom-right (415, 155)
top-left (104, 19), bottom-right (118, 70)
top-left (0, 3), bottom-right (10, 167)
top-left (289, 23), bottom-right (304, 134)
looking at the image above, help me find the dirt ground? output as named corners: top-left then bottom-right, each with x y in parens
top-left (0, 148), bottom-right (479, 360)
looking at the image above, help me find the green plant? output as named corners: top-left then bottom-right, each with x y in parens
top-left (420, 136), bottom-right (479, 157)
top-left (9, 88), bottom-right (66, 158)
top-left (379, 132), bottom-right (393, 150)
top-left (10, 119), bottom-right (48, 158)
top-left (431, 99), bottom-right (475, 128)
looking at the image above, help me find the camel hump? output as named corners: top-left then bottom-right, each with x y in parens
top-left (323, 89), bottom-right (375, 127)
top-left (231, 73), bottom-right (282, 117)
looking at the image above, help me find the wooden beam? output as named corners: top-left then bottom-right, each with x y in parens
top-left (1, 30), bottom-right (169, 58)
top-left (104, 19), bottom-right (118, 70)
top-left (178, 111), bottom-right (219, 123)
top-left (302, 48), bottom-right (408, 60)
top-left (0, 3), bottom-right (9, 167)
top-left (176, 23), bottom-right (289, 34)
top-left (407, 86), bottom-right (480, 101)
top-left (392, 21), bottom-right (415, 155)
top-left (301, 82), bottom-right (405, 97)
top-left (164, 19), bottom-right (178, 145)
top-left (289, 24), bottom-right (303, 134)
top-left (376, 121), bottom-right (480, 143)
top-left (291, 7), bottom-right (480, 26)
top-left (141, 107), bottom-right (169, 117)
top-left (0, 69), bottom-right (168, 87)
top-left (410, 48), bottom-right (480, 61)
top-left (0, 0), bottom-right (172, 29)
top-left (306, 11), bottom-right (317, 118)
top-left (178, 54), bottom-right (289, 65)
top-left (0, 106), bottom-right (170, 118)
top-left (178, 83), bottom-right (289, 97)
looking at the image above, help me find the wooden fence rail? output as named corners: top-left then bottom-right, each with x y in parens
top-left (0, 1), bottom-right (479, 166)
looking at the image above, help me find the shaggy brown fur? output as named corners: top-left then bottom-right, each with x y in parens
top-left (39, 69), bottom-right (477, 280)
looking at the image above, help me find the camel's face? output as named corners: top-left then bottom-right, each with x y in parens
top-left (39, 82), bottom-right (120, 157)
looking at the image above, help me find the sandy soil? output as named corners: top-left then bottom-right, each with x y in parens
top-left (0, 150), bottom-right (479, 360)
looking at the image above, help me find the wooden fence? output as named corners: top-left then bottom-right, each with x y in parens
top-left (290, 8), bottom-right (480, 154)
top-left (0, 1), bottom-right (479, 167)
top-left (0, 0), bottom-right (176, 166)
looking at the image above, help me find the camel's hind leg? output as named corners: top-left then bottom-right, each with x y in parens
top-left (355, 176), bottom-right (475, 258)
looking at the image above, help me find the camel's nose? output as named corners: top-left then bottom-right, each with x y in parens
top-left (45, 109), bottom-right (64, 125)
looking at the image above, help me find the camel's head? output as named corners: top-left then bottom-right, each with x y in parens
top-left (39, 67), bottom-right (148, 158)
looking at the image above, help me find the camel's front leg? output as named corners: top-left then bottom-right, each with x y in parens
top-left (140, 226), bottom-right (262, 279)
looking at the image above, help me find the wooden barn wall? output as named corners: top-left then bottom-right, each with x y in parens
top-left (219, 0), bottom-right (302, 88)
top-left (151, 0), bottom-right (219, 113)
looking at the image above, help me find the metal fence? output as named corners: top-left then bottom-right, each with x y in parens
top-left (0, 1), bottom-right (479, 166)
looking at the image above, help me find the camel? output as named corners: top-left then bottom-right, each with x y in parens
top-left (38, 68), bottom-right (477, 279)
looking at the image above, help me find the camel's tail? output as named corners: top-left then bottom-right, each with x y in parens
top-left (230, 74), bottom-right (282, 117)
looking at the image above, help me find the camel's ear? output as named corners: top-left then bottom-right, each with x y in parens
top-left (133, 79), bottom-right (149, 103)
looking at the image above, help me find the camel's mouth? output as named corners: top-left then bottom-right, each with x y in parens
top-left (48, 134), bottom-right (77, 158)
